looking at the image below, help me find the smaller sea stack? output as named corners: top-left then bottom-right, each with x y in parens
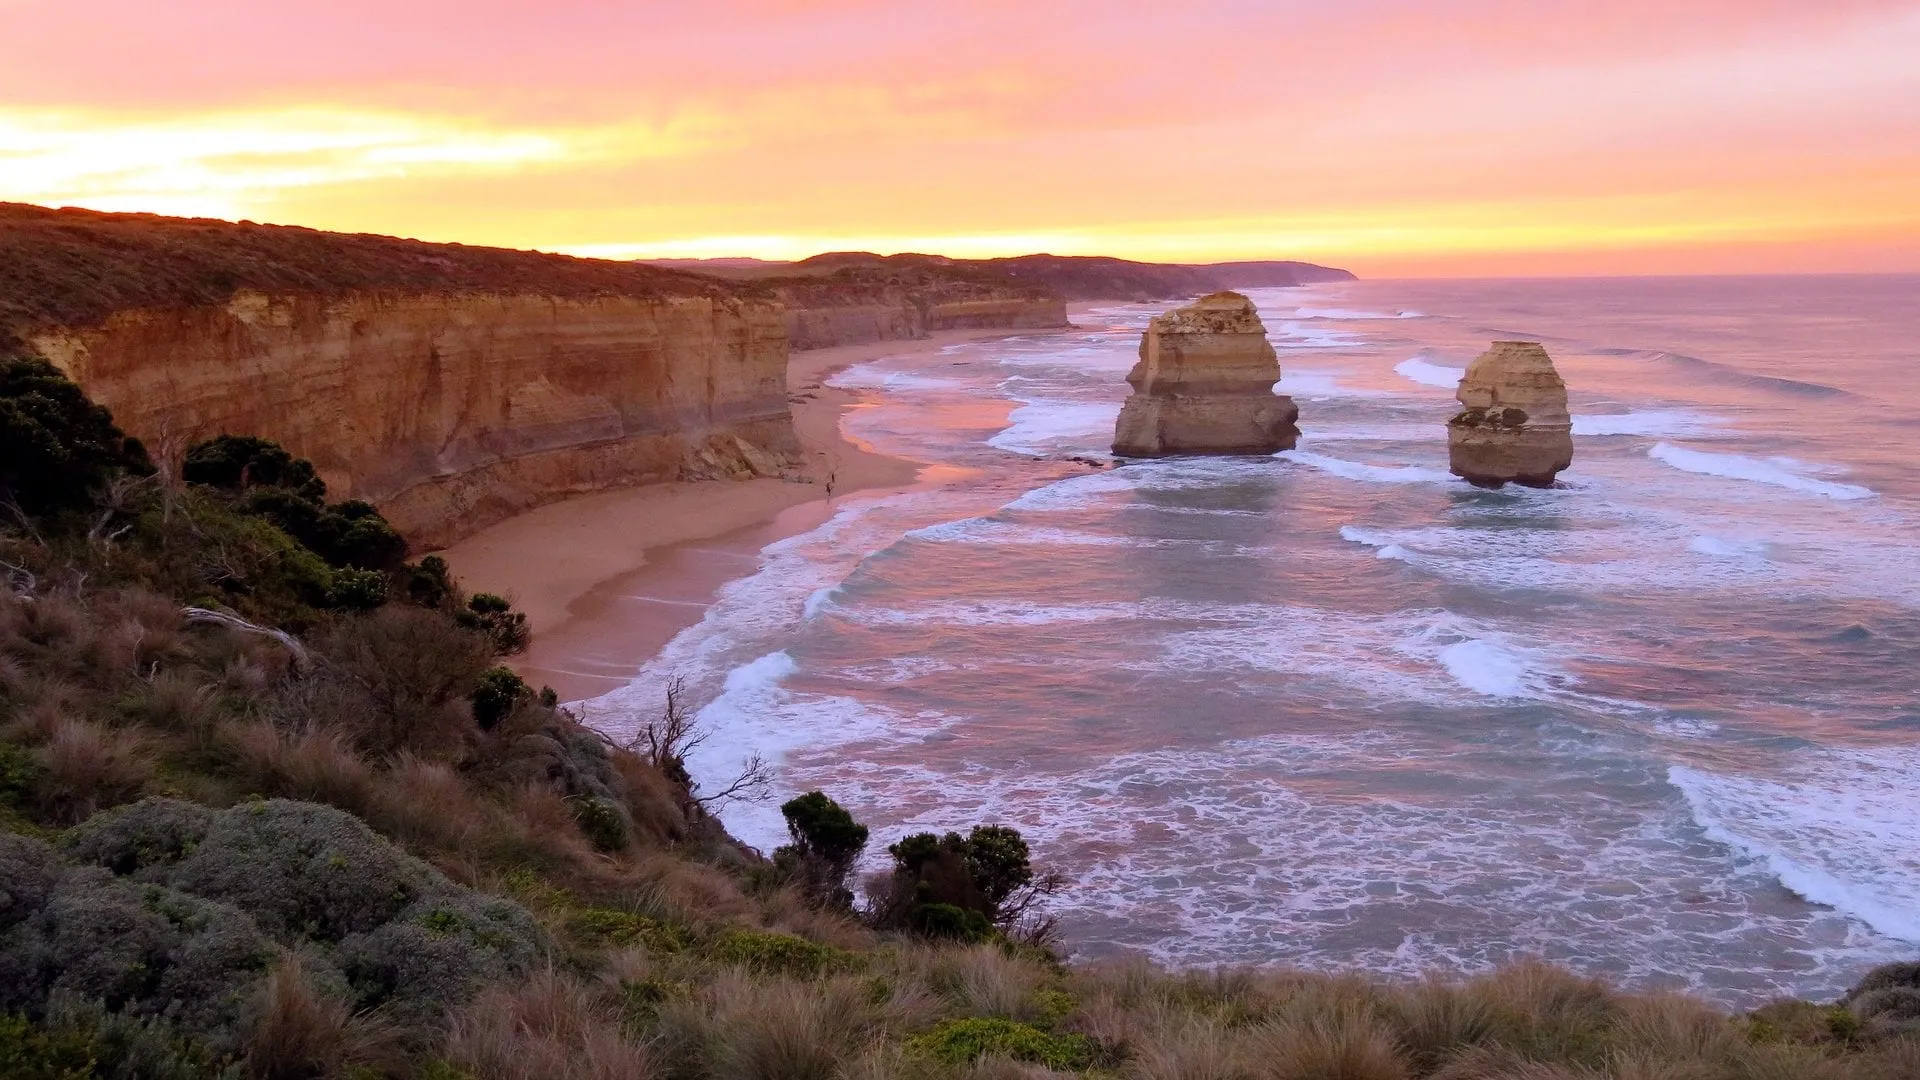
top-left (1111, 291), bottom-right (1299, 457)
top-left (1447, 340), bottom-right (1574, 488)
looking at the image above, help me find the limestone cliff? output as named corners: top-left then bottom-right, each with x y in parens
top-left (739, 258), bottom-right (1068, 349)
top-left (29, 292), bottom-right (796, 549)
top-left (1447, 341), bottom-right (1575, 488)
top-left (0, 203), bottom-right (1069, 548)
top-left (1111, 292), bottom-right (1299, 457)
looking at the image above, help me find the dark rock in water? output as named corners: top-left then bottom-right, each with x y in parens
top-left (1447, 341), bottom-right (1574, 488)
top-left (1112, 292), bottom-right (1299, 457)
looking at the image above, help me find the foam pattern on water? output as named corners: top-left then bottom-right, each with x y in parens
top-left (1671, 747), bottom-right (1920, 943)
top-left (587, 277), bottom-right (1920, 1007)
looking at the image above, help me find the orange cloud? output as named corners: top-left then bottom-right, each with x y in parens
top-left (2, 0), bottom-right (1916, 275)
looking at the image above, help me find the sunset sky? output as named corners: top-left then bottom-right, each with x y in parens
top-left (3, 0), bottom-right (1918, 277)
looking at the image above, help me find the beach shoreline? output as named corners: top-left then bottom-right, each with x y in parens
top-left (437, 323), bottom-right (1084, 702)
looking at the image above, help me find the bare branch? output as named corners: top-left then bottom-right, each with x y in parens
top-left (183, 606), bottom-right (313, 673)
top-left (0, 559), bottom-right (36, 598)
top-left (626, 674), bottom-right (773, 811)
top-left (692, 751), bottom-right (774, 810)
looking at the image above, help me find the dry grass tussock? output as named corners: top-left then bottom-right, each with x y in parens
top-left (662, 970), bottom-right (886, 1080)
top-left (35, 714), bottom-right (152, 822)
top-left (444, 967), bottom-right (653, 1080)
top-left (243, 954), bottom-right (401, 1080)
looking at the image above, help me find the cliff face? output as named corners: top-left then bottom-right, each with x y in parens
top-left (1, 203), bottom-right (1073, 549)
top-left (1447, 341), bottom-right (1575, 488)
top-left (29, 291), bottom-right (796, 549)
top-left (1112, 292), bottom-right (1299, 457)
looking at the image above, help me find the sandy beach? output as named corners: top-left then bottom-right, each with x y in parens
top-left (436, 323), bottom-right (1082, 702)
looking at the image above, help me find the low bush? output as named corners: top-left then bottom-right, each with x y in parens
top-left (773, 790), bottom-right (868, 910)
top-left (457, 595), bottom-right (529, 657)
top-left (569, 909), bottom-right (695, 954)
top-left (703, 928), bottom-right (859, 979)
top-left (54, 797), bottom-right (548, 1031)
top-left (307, 607), bottom-right (493, 755)
top-left (0, 356), bottom-right (154, 517)
top-left (0, 832), bottom-right (276, 1058)
top-left (905, 1017), bottom-right (1095, 1071)
top-left (470, 668), bottom-right (530, 732)
top-left (0, 1012), bottom-right (97, 1080)
top-left (572, 796), bottom-right (631, 853)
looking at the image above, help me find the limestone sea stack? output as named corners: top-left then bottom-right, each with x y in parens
top-left (1447, 341), bottom-right (1575, 488)
top-left (1111, 291), bottom-right (1299, 456)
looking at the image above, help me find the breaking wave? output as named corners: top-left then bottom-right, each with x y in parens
top-left (1649, 443), bottom-right (1874, 500)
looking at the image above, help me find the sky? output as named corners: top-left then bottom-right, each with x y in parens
top-left (2, 0), bottom-right (1918, 277)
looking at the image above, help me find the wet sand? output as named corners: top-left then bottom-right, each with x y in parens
top-left (436, 325), bottom-right (1068, 701)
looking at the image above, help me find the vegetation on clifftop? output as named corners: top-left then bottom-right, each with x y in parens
top-left (2, 356), bottom-right (1917, 1078)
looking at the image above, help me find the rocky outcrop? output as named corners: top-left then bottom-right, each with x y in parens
top-left (1111, 291), bottom-right (1299, 457)
top-left (1447, 341), bottom-right (1574, 488)
top-left (30, 292), bottom-right (797, 549)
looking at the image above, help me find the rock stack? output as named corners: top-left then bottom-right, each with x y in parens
top-left (1111, 291), bottom-right (1299, 457)
top-left (1447, 341), bottom-right (1574, 488)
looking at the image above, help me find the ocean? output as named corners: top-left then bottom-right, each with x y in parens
top-left (586, 274), bottom-right (1920, 1007)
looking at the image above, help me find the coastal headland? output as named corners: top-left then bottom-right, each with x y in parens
top-left (0, 202), bottom-right (1351, 696)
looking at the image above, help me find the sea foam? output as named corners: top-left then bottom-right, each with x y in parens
top-left (1573, 411), bottom-right (1724, 437)
top-left (1671, 752), bottom-right (1920, 943)
top-left (988, 399), bottom-right (1119, 455)
top-left (1279, 449), bottom-right (1455, 485)
top-left (1393, 357), bottom-right (1465, 389)
top-left (1437, 639), bottom-right (1547, 699)
top-left (1294, 307), bottom-right (1424, 320)
top-left (1649, 443), bottom-right (1874, 500)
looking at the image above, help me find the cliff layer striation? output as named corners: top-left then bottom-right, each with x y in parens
top-left (0, 204), bottom-right (1067, 547)
top-left (1112, 291), bottom-right (1299, 457)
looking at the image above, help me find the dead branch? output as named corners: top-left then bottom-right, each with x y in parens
top-left (183, 606), bottom-right (312, 673)
top-left (627, 675), bottom-right (773, 810)
top-left (0, 559), bottom-right (35, 599)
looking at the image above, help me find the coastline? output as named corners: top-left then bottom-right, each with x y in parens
top-left (437, 324), bottom-right (1064, 702)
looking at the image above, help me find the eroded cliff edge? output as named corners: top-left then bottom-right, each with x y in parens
top-left (29, 291), bottom-right (798, 549)
top-left (0, 204), bottom-right (1066, 548)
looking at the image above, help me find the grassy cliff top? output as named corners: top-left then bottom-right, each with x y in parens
top-left (0, 203), bottom-right (737, 335)
top-left (0, 204), bottom-right (1079, 343)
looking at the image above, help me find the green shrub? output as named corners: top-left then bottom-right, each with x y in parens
top-left (470, 667), bottom-right (530, 732)
top-left (570, 796), bottom-right (630, 852)
top-left (183, 435), bottom-right (408, 575)
top-left (703, 929), bottom-right (858, 978)
top-left (568, 909), bottom-right (694, 953)
top-left (405, 555), bottom-right (456, 609)
top-left (61, 798), bottom-right (547, 1029)
top-left (0, 831), bottom-right (64, 931)
top-left (0, 740), bottom-right (45, 814)
top-left (773, 791), bottom-right (867, 909)
top-left (323, 567), bottom-right (388, 611)
top-left (457, 594), bottom-right (529, 656)
top-left (182, 435), bottom-right (325, 501)
top-left (43, 995), bottom-right (240, 1080)
top-left (337, 893), bottom-right (544, 1027)
top-left (0, 1013), bottom-right (96, 1080)
top-left (0, 832), bottom-right (275, 1057)
top-left (61, 798), bottom-right (214, 877)
top-left (0, 357), bottom-right (154, 517)
top-left (880, 824), bottom-right (1053, 940)
top-left (905, 1017), bottom-right (1094, 1070)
